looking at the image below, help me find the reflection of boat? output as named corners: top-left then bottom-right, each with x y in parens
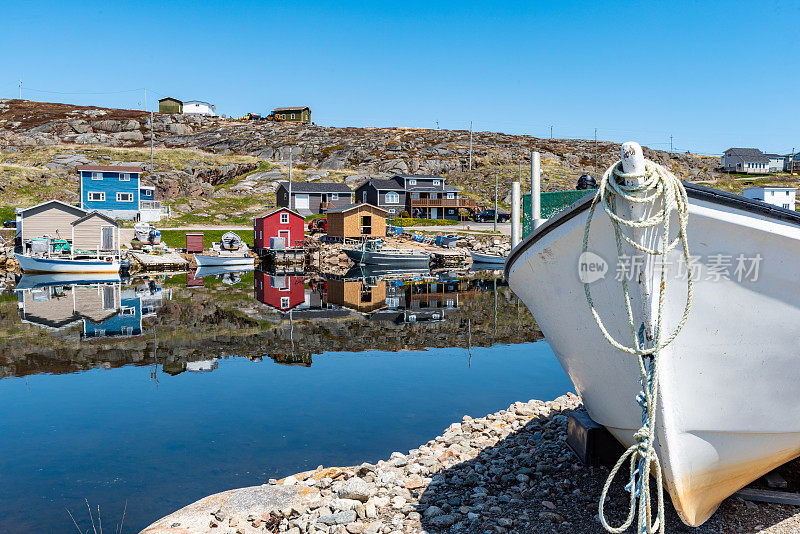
top-left (15, 254), bottom-right (120, 274)
top-left (469, 261), bottom-right (505, 273)
top-left (194, 254), bottom-right (254, 267)
top-left (469, 250), bottom-right (507, 264)
top-left (506, 147), bottom-right (800, 526)
top-left (14, 273), bottom-right (121, 290)
top-left (194, 265), bottom-right (255, 278)
top-left (342, 265), bottom-right (429, 280)
top-left (343, 239), bottom-right (430, 267)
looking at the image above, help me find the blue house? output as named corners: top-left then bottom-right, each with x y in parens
top-left (76, 165), bottom-right (160, 221)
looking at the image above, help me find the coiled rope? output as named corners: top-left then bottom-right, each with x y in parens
top-left (582, 159), bottom-right (694, 533)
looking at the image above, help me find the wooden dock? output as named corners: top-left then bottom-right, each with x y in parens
top-left (129, 252), bottom-right (190, 272)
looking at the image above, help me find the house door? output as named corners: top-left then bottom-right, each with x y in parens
top-left (295, 194), bottom-right (310, 210)
top-left (278, 230), bottom-right (290, 247)
top-left (101, 226), bottom-right (114, 250)
top-left (430, 208), bottom-right (438, 219)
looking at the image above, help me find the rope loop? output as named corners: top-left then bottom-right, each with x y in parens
top-left (586, 157), bottom-right (693, 534)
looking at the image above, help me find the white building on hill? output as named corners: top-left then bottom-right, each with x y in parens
top-left (183, 100), bottom-right (216, 116)
top-left (742, 186), bottom-right (796, 211)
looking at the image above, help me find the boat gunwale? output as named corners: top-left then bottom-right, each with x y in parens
top-left (504, 181), bottom-right (800, 279)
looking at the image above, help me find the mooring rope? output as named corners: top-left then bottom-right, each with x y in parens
top-left (582, 159), bottom-right (693, 534)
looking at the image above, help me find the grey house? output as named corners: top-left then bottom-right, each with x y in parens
top-left (354, 174), bottom-right (475, 220)
top-left (721, 148), bottom-right (771, 174)
top-left (276, 182), bottom-right (353, 215)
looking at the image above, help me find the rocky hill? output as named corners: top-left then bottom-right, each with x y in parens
top-left (2, 98), bottom-right (793, 223)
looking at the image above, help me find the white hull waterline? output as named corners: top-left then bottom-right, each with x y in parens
top-left (468, 250), bottom-right (507, 265)
top-left (343, 248), bottom-right (430, 268)
top-left (194, 255), bottom-right (254, 267)
top-left (506, 179), bottom-right (800, 526)
top-left (16, 254), bottom-right (120, 274)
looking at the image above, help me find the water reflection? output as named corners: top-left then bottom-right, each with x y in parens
top-left (15, 274), bottom-right (167, 339)
top-left (0, 266), bottom-right (537, 378)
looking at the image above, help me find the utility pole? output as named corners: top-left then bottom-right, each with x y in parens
top-left (435, 120), bottom-right (439, 130)
top-left (469, 121), bottom-right (473, 170)
top-left (149, 111), bottom-right (154, 167)
top-left (594, 128), bottom-right (598, 173)
top-left (18, 78), bottom-right (22, 100)
top-left (550, 125), bottom-right (553, 139)
top-left (494, 173), bottom-right (498, 233)
top-left (670, 135), bottom-right (673, 154)
top-left (144, 88), bottom-right (147, 111)
top-left (288, 150), bottom-right (292, 209)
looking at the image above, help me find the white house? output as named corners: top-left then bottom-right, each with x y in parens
top-left (182, 100), bottom-right (216, 116)
top-left (742, 186), bottom-right (796, 211)
top-left (721, 148), bottom-right (771, 174)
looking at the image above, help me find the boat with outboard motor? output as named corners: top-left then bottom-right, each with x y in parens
top-left (343, 238), bottom-right (430, 268)
top-left (506, 142), bottom-right (800, 528)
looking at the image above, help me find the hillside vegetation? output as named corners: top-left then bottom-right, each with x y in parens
top-left (2, 98), bottom-right (797, 223)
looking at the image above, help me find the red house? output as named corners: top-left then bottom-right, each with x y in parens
top-left (254, 271), bottom-right (306, 312)
top-left (253, 207), bottom-right (305, 254)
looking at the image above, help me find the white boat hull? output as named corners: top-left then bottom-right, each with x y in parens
top-left (506, 185), bottom-right (800, 525)
top-left (194, 254), bottom-right (254, 267)
top-left (15, 254), bottom-right (120, 274)
top-left (469, 250), bottom-right (507, 265)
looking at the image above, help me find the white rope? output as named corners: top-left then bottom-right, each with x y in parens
top-left (582, 159), bottom-right (694, 534)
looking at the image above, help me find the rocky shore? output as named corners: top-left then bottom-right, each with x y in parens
top-left (143, 392), bottom-right (800, 534)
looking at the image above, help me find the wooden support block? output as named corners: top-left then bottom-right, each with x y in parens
top-left (566, 411), bottom-right (624, 467)
top-left (764, 470), bottom-right (788, 489)
top-left (735, 488), bottom-right (800, 506)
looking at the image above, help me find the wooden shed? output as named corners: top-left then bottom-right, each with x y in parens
top-left (158, 97), bottom-right (183, 114)
top-left (326, 203), bottom-right (387, 240)
top-left (19, 199), bottom-right (87, 243)
top-left (325, 278), bottom-right (387, 313)
top-left (186, 233), bottom-right (204, 253)
top-left (71, 211), bottom-right (120, 254)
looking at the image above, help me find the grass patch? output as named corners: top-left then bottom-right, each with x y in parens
top-left (215, 161), bottom-right (276, 191)
top-left (160, 229), bottom-right (254, 249)
top-left (390, 218), bottom-right (460, 227)
top-left (162, 196), bottom-right (267, 227)
top-left (0, 206), bottom-right (15, 222)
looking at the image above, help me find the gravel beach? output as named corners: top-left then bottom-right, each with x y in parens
top-left (143, 393), bottom-right (800, 534)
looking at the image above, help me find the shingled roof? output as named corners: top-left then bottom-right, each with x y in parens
top-left (723, 148), bottom-right (769, 163)
top-left (278, 181), bottom-right (352, 193)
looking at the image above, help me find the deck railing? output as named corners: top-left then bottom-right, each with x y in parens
top-left (409, 198), bottom-right (477, 208)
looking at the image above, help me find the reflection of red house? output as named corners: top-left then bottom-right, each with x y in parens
top-left (254, 271), bottom-right (306, 312)
top-left (253, 207), bottom-right (305, 254)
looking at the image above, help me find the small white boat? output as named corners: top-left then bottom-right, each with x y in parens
top-left (14, 272), bottom-right (121, 290)
top-left (506, 143), bottom-right (800, 527)
top-left (194, 265), bottom-right (255, 278)
top-left (344, 239), bottom-right (430, 268)
top-left (469, 250), bottom-right (507, 265)
top-left (194, 254), bottom-right (254, 267)
top-left (15, 254), bottom-right (120, 274)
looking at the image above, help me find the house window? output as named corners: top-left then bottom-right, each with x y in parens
top-left (281, 297), bottom-right (290, 309)
top-left (88, 192), bottom-right (105, 201)
top-left (433, 180), bottom-right (441, 186)
top-left (448, 209), bottom-right (455, 214)
top-left (281, 114), bottom-right (286, 119)
top-left (117, 192), bottom-right (133, 202)
top-left (784, 204), bottom-right (791, 209)
top-left (291, 113), bottom-right (295, 119)
top-left (331, 193), bottom-right (339, 200)
top-left (280, 213), bottom-right (289, 224)
top-left (92, 172), bottom-right (102, 180)
top-left (120, 173), bottom-right (130, 181)
top-left (447, 192), bottom-right (455, 199)
top-left (385, 191), bottom-right (400, 204)
top-left (408, 179), bottom-right (416, 185)
top-left (388, 208), bottom-right (396, 214)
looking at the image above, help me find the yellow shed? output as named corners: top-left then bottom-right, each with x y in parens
top-left (326, 203), bottom-right (387, 240)
top-left (19, 199), bottom-right (87, 242)
top-left (71, 211), bottom-right (120, 253)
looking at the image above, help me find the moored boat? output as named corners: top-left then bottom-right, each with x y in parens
top-left (468, 250), bottom-right (507, 265)
top-left (343, 239), bottom-right (430, 268)
top-left (506, 142), bottom-right (800, 527)
top-left (194, 254), bottom-right (254, 267)
top-left (15, 253), bottom-right (120, 274)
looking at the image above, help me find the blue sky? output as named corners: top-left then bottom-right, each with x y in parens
top-left (1, 1), bottom-right (797, 155)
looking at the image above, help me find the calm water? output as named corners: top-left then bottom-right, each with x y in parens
top-left (0, 267), bottom-right (571, 533)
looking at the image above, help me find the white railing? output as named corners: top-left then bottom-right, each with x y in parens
top-left (140, 200), bottom-right (161, 210)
